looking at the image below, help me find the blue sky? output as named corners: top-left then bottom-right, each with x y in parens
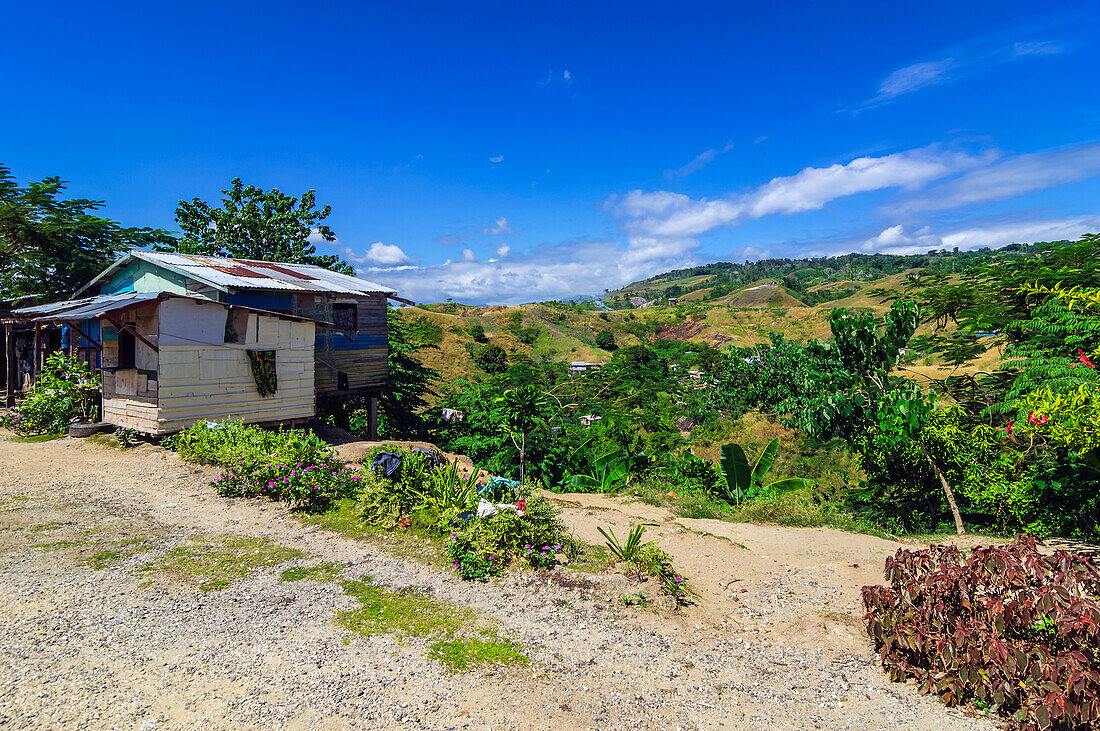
top-left (3, 1), bottom-right (1099, 304)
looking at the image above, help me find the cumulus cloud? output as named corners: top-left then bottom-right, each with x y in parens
top-left (888, 141), bottom-right (1100, 213)
top-left (857, 216), bottom-right (1100, 256)
top-left (489, 155), bottom-right (504, 164)
top-left (495, 243), bottom-right (510, 258)
top-left (461, 248), bottom-right (478, 262)
top-left (664, 142), bottom-right (734, 179)
top-left (482, 216), bottom-right (516, 235)
top-left (341, 242), bottom-right (414, 267)
top-left (362, 237), bottom-right (699, 306)
top-left (611, 145), bottom-right (993, 241)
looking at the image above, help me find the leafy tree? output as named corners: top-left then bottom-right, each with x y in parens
top-left (165, 177), bottom-right (351, 272)
top-left (378, 307), bottom-right (439, 437)
top-left (467, 322), bottom-right (486, 342)
top-left (0, 164), bottom-right (175, 301)
top-left (795, 301), bottom-right (968, 534)
top-left (595, 330), bottom-right (616, 350)
top-left (472, 344), bottom-right (507, 373)
top-left (493, 385), bottom-right (553, 484)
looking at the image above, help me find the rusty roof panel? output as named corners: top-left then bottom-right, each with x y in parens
top-left (134, 251), bottom-right (397, 295)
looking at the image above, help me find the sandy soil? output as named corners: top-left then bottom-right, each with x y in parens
top-left (0, 434), bottom-right (996, 730)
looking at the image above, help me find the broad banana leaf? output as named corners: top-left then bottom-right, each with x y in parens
top-left (719, 443), bottom-right (751, 501)
top-left (565, 474), bottom-right (601, 490)
top-left (752, 438), bottom-right (780, 484)
top-left (764, 478), bottom-right (813, 495)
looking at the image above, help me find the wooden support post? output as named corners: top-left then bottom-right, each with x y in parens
top-left (4, 325), bottom-right (15, 408)
top-left (104, 316), bottom-right (158, 353)
top-left (367, 394), bottom-right (379, 441)
top-left (33, 323), bottom-right (41, 382)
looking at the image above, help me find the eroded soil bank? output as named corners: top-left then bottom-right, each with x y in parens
top-left (0, 436), bottom-right (993, 730)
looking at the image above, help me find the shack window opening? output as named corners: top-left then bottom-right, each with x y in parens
top-left (333, 303), bottom-right (358, 333)
top-left (117, 327), bottom-right (136, 369)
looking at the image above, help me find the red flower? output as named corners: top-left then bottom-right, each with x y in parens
top-left (1004, 420), bottom-right (1014, 437)
top-left (1078, 349), bottom-right (1095, 369)
top-left (1027, 411), bottom-right (1048, 426)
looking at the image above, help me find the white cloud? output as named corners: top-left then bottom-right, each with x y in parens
top-left (889, 141), bottom-right (1100, 213)
top-left (364, 237), bottom-right (698, 305)
top-left (1014, 41), bottom-right (1063, 56)
top-left (664, 142), bottom-right (734, 179)
top-left (539, 69), bottom-right (575, 86)
top-left (489, 155), bottom-right (504, 164)
top-left (856, 29), bottom-right (1067, 109)
top-left (612, 145), bottom-right (993, 240)
top-left (877, 60), bottom-right (956, 99)
top-left (482, 216), bottom-right (516, 235)
top-left (341, 242), bottom-right (414, 267)
top-left (461, 248), bottom-right (478, 262)
top-left (495, 243), bottom-right (511, 257)
top-left (857, 217), bottom-right (1100, 256)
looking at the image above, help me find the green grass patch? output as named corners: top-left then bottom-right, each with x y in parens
top-left (567, 542), bottom-right (614, 573)
top-left (8, 434), bottom-right (65, 443)
top-left (280, 561), bottom-right (345, 583)
top-left (336, 578), bottom-right (472, 638)
top-left (296, 498), bottom-right (449, 567)
top-left (27, 521), bottom-right (66, 534)
top-left (32, 540), bottom-right (96, 550)
top-left (85, 539), bottom-right (154, 569)
top-left (140, 535), bottom-right (303, 591)
top-left (427, 636), bottom-right (529, 672)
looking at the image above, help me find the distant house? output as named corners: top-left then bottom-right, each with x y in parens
top-left (579, 414), bottom-right (602, 428)
top-left (5, 251), bottom-right (406, 436)
top-left (569, 361), bottom-right (603, 373)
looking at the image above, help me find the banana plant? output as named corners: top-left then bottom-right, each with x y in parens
top-left (718, 438), bottom-right (812, 504)
top-left (564, 450), bottom-right (630, 492)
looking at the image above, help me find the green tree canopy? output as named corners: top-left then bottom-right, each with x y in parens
top-left (165, 178), bottom-right (351, 273)
top-left (0, 164), bottom-right (174, 302)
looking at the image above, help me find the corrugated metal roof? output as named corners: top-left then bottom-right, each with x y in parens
top-left (132, 251), bottom-right (398, 295)
top-left (10, 291), bottom-right (329, 326)
top-left (12, 291), bottom-right (167, 321)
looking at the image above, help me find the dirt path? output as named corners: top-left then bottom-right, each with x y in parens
top-left (0, 435), bottom-right (994, 730)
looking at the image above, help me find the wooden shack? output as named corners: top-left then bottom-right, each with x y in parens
top-left (10, 292), bottom-right (320, 434)
top-left (74, 251), bottom-right (405, 401)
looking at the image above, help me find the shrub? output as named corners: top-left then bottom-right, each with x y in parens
top-left (446, 533), bottom-right (504, 580)
top-left (595, 330), bottom-right (616, 350)
top-left (862, 535), bottom-right (1100, 730)
top-left (0, 354), bottom-right (99, 435)
top-left (451, 488), bottom-right (570, 572)
top-left (213, 458), bottom-right (361, 510)
top-left (467, 322), bottom-right (487, 342)
top-left (472, 344), bottom-right (507, 373)
top-left (172, 420), bottom-right (360, 511)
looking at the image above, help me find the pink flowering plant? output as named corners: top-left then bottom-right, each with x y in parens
top-left (213, 456), bottom-right (361, 510)
top-left (446, 533), bottom-right (503, 581)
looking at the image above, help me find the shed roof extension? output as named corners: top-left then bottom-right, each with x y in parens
top-left (8, 291), bottom-right (329, 326)
top-left (75, 250), bottom-right (399, 298)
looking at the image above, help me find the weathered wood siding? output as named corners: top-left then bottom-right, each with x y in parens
top-left (100, 298), bottom-right (315, 434)
top-left (101, 302), bottom-right (160, 432)
top-left (154, 298), bottom-right (315, 433)
top-left (299, 293), bottom-right (389, 396)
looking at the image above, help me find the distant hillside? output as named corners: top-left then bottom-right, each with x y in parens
top-left (400, 241), bottom-right (1061, 394)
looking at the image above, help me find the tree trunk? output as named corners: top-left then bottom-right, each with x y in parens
top-left (519, 430), bottom-right (526, 485)
top-left (920, 442), bottom-right (965, 535)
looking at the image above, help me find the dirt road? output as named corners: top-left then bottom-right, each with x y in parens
top-left (0, 435), bottom-right (993, 730)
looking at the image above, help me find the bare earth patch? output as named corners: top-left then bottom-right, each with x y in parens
top-left (0, 434), bottom-right (995, 730)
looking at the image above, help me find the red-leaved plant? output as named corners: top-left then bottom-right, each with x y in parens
top-left (862, 535), bottom-right (1099, 730)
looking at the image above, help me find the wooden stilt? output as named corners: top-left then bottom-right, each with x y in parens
top-left (4, 325), bottom-right (15, 408)
top-left (367, 394), bottom-right (379, 441)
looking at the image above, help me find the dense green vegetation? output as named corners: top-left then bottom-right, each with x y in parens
top-left (372, 235), bottom-right (1100, 540)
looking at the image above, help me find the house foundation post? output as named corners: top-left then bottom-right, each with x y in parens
top-left (367, 394), bottom-right (379, 441)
